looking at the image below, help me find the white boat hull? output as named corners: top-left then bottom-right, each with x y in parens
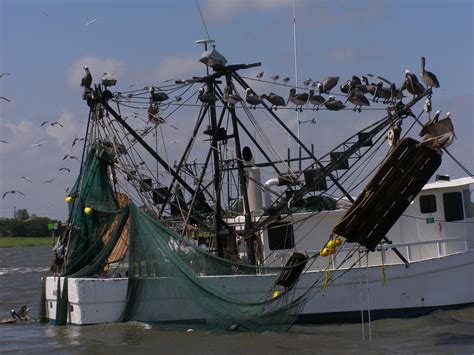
top-left (44, 249), bottom-right (474, 325)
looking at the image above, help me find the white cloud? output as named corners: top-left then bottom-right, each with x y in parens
top-left (66, 56), bottom-right (125, 88)
top-left (45, 111), bottom-right (82, 149)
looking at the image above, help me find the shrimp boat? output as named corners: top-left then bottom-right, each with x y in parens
top-left (41, 42), bottom-right (474, 329)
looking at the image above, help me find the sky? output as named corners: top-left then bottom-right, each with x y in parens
top-left (0, 0), bottom-right (473, 221)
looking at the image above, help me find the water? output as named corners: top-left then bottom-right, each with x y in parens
top-left (1, 246), bottom-right (473, 354)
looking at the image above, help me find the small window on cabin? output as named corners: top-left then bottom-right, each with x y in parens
top-left (420, 195), bottom-right (437, 214)
top-left (268, 223), bottom-right (295, 250)
top-left (443, 192), bottom-right (464, 222)
top-left (462, 189), bottom-right (473, 218)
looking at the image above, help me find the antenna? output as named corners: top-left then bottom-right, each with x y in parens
top-left (196, 0), bottom-right (211, 42)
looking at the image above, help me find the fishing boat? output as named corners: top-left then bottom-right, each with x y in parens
top-left (41, 42), bottom-right (473, 330)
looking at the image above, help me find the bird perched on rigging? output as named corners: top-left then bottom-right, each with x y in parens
top-left (420, 57), bottom-right (440, 89)
top-left (245, 88), bottom-right (263, 109)
top-left (223, 86), bottom-right (242, 106)
top-left (308, 90), bottom-right (326, 111)
top-left (367, 73), bottom-right (403, 103)
top-left (256, 72), bottom-right (264, 78)
top-left (198, 86), bottom-right (217, 104)
top-left (81, 66), bottom-right (92, 89)
top-left (148, 87), bottom-right (169, 103)
top-left (261, 92), bottom-right (286, 110)
top-left (318, 76), bottom-right (339, 94)
top-left (402, 70), bottom-right (425, 98)
top-left (323, 96), bottom-right (346, 111)
top-left (2, 190), bottom-right (25, 199)
top-left (345, 92), bottom-right (370, 112)
top-left (287, 88), bottom-right (309, 112)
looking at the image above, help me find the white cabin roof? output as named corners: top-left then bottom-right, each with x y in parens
top-left (422, 176), bottom-right (474, 191)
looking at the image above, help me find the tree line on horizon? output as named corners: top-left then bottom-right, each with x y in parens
top-left (0, 209), bottom-right (61, 238)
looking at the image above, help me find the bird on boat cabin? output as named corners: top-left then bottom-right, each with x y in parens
top-left (287, 88), bottom-right (309, 111)
top-left (345, 92), bottom-right (370, 112)
top-left (198, 86), bottom-right (218, 104)
top-left (402, 70), bottom-right (425, 98)
top-left (323, 96), bottom-right (346, 111)
top-left (420, 57), bottom-right (440, 89)
top-left (245, 88), bottom-right (263, 109)
top-left (308, 90), bottom-right (326, 111)
top-left (81, 66), bottom-right (92, 89)
top-left (261, 92), bottom-right (286, 110)
top-left (223, 86), bottom-right (242, 105)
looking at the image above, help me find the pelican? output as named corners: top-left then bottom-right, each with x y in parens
top-left (287, 88), bottom-right (309, 112)
top-left (402, 70), bottom-right (425, 98)
top-left (261, 92), bottom-right (286, 110)
top-left (367, 73), bottom-right (403, 103)
top-left (198, 87), bottom-right (217, 104)
top-left (308, 90), bottom-right (326, 111)
top-left (81, 66), bottom-right (92, 88)
top-left (319, 76), bottom-right (340, 94)
top-left (345, 92), bottom-right (370, 112)
top-left (149, 87), bottom-right (169, 103)
top-left (223, 86), bottom-right (242, 105)
top-left (420, 57), bottom-right (440, 88)
top-left (303, 78), bottom-right (312, 87)
top-left (245, 88), bottom-right (263, 109)
top-left (323, 96), bottom-right (346, 111)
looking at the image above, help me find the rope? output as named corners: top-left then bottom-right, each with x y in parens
top-left (366, 252), bottom-right (372, 341)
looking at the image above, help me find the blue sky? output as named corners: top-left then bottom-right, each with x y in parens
top-left (0, 0), bottom-right (473, 221)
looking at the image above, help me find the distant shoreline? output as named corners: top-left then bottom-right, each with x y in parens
top-left (0, 237), bottom-right (53, 248)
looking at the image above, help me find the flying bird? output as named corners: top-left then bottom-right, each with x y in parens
top-left (59, 168), bottom-right (71, 173)
top-left (50, 121), bottom-right (63, 127)
top-left (84, 18), bottom-right (97, 26)
top-left (21, 176), bottom-right (33, 183)
top-left (29, 141), bottom-right (48, 147)
top-left (72, 137), bottom-right (85, 147)
top-left (0, 72), bottom-right (10, 78)
top-left (2, 190), bottom-right (25, 199)
top-left (81, 66), bottom-right (92, 89)
top-left (42, 178), bottom-right (57, 184)
top-left (41, 121), bottom-right (49, 126)
top-left (0, 140), bottom-right (8, 143)
top-left (63, 154), bottom-right (79, 162)
top-left (0, 97), bottom-right (11, 102)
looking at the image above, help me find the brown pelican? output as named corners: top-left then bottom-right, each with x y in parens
top-left (287, 88), bottom-right (309, 111)
top-left (149, 87), bottom-right (169, 103)
top-left (419, 110), bottom-right (441, 136)
top-left (323, 96), bottom-right (346, 111)
top-left (319, 76), bottom-right (340, 94)
top-left (308, 90), bottom-right (326, 110)
top-left (367, 74), bottom-right (403, 103)
top-left (402, 70), bottom-right (425, 98)
top-left (261, 92), bottom-right (286, 110)
top-left (223, 86), bottom-right (242, 105)
top-left (420, 57), bottom-right (440, 88)
top-left (81, 66), bottom-right (92, 88)
top-left (345, 92), bottom-right (370, 112)
top-left (198, 87), bottom-right (217, 104)
top-left (245, 88), bottom-right (263, 109)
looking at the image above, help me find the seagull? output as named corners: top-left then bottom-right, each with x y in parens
top-left (2, 190), bottom-right (25, 199)
top-left (43, 178), bottom-right (57, 184)
top-left (81, 66), bottom-right (92, 89)
top-left (287, 88), bottom-right (309, 112)
top-left (256, 72), bottom-right (264, 78)
top-left (0, 73), bottom-right (10, 78)
top-left (41, 121), bottom-right (49, 126)
top-left (0, 97), bottom-right (11, 102)
top-left (261, 92), bottom-right (286, 110)
top-left (29, 141), bottom-right (48, 147)
top-left (303, 78), bottom-right (312, 87)
top-left (282, 77), bottom-right (290, 84)
top-left (420, 57), bottom-right (440, 89)
top-left (21, 176), bottom-right (33, 183)
top-left (0, 140), bottom-right (8, 143)
top-left (84, 18), bottom-right (97, 26)
top-left (270, 75), bottom-right (279, 81)
top-left (245, 88), bottom-right (263, 109)
top-left (63, 154), bottom-right (79, 162)
top-left (72, 137), bottom-right (85, 147)
top-left (59, 167), bottom-right (71, 173)
top-left (308, 90), bottom-right (326, 111)
top-left (323, 96), bottom-right (346, 111)
top-left (50, 121), bottom-right (63, 127)
top-left (223, 86), bottom-right (242, 105)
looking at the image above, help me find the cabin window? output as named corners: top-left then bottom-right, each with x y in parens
top-left (443, 192), bottom-right (464, 222)
top-left (268, 223), bottom-right (295, 250)
top-left (462, 189), bottom-right (473, 218)
top-left (419, 195), bottom-right (436, 213)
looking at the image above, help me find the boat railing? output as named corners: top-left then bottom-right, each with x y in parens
top-left (270, 236), bottom-right (471, 269)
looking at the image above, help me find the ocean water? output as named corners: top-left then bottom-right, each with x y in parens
top-left (1, 246), bottom-right (473, 354)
